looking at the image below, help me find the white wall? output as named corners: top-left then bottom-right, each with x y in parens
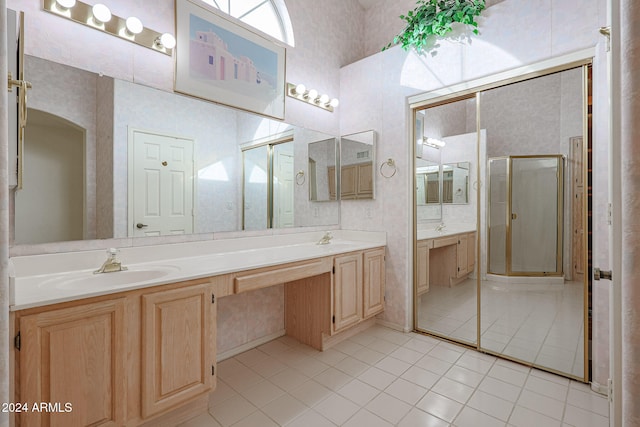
top-left (15, 118), bottom-right (84, 244)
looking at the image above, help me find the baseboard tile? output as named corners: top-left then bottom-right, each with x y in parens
top-left (376, 318), bottom-right (411, 333)
top-left (217, 330), bottom-right (286, 361)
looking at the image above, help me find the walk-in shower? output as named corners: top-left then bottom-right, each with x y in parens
top-left (488, 155), bottom-right (564, 277)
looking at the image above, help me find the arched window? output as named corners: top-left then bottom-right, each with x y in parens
top-left (201, 0), bottom-right (295, 46)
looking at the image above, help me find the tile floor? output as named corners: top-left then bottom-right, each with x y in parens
top-left (178, 325), bottom-right (608, 427)
top-left (417, 278), bottom-right (584, 377)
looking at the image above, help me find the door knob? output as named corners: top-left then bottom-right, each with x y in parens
top-left (136, 223), bottom-right (148, 229)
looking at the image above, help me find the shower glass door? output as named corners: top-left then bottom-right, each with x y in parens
top-left (510, 156), bottom-right (563, 275)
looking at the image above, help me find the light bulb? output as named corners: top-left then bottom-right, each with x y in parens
top-left (92, 4), bottom-right (112, 23)
top-left (306, 89), bottom-right (318, 100)
top-left (159, 33), bottom-right (176, 49)
top-left (125, 16), bottom-right (143, 35)
top-left (329, 98), bottom-right (340, 108)
top-left (56, 0), bottom-right (76, 9)
top-left (319, 94), bottom-right (330, 104)
top-left (294, 83), bottom-right (306, 95)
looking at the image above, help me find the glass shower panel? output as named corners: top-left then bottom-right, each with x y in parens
top-left (511, 157), bottom-right (562, 274)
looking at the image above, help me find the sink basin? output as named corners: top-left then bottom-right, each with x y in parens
top-left (37, 266), bottom-right (180, 290)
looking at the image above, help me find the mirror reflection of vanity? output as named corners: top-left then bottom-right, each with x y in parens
top-left (14, 55), bottom-right (340, 245)
top-left (338, 130), bottom-right (375, 200)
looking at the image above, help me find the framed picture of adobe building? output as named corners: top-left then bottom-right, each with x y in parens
top-left (175, 0), bottom-right (286, 120)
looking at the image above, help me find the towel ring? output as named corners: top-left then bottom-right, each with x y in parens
top-left (380, 158), bottom-right (397, 178)
top-left (295, 170), bottom-right (306, 185)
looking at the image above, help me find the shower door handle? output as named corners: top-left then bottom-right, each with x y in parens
top-left (511, 213), bottom-right (517, 220)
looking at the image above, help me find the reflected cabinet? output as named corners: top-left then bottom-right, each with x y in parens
top-left (412, 64), bottom-right (590, 381)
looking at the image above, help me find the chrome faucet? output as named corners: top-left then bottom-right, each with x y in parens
top-left (94, 248), bottom-right (128, 274)
top-left (435, 223), bottom-right (446, 232)
top-left (317, 231), bottom-right (333, 245)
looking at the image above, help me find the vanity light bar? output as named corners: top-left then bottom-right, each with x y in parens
top-left (42, 0), bottom-right (175, 56)
top-left (286, 83), bottom-right (339, 113)
top-left (423, 137), bottom-right (446, 148)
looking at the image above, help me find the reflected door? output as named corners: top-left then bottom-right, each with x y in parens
top-left (273, 143), bottom-right (294, 228)
top-left (131, 131), bottom-right (194, 237)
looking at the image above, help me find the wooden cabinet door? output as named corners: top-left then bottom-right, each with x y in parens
top-left (19, 299), bottom-right (126, 427)
top-left (328, 166), bottom-right (337, 200)
top-left (357, 163), bottom-right (373, 197)
top-left (333, 253), bottom-right (363, 332)
top-left (141, 284), bottom-right (216, 418)
top-left (457, 235), bottom-right (469, 278)
top-left (363, 248), bottom-right (385, 318)
top-left (467, 232), bottom-right (476, 274)
top-left (416, 241), bottom-right (429, 295)
top-left (340, 164), bottom-right (357, 199)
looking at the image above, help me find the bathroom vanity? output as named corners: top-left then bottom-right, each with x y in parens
top-left (8, 231), bottom-right (385, 426)
top-left (416, 228), bottom-right (476, 295)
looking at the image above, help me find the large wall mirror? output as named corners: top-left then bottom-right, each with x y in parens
top-left (412, 65), bottom-right (590, 382)
top-left (12, 55), bottom-right (339, 246)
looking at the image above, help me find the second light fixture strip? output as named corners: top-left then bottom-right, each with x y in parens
top-left (287, 83), bottom-right (339, 112)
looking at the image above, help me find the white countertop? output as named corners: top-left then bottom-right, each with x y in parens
top-left (10, 231), bottom-right (386, 311)
top-left (416, 224), bottom-right (476, 240)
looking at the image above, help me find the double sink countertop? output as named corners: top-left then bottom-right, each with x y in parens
top-left (10, 230), bottom-right (386, 311)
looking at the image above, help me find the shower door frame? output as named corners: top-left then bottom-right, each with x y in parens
top-left (488, 154), bottom-right (565, 277)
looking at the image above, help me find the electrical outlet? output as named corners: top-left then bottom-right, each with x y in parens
top-left (366, 207), bottom-right (372, 218)
top-left (314, 207), bottom-right (319, 217)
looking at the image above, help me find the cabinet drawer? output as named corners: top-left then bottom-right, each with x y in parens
top-left (234, 257), bottom-right (332, 293)
top-left (433, 235), bottom-right (459, 248)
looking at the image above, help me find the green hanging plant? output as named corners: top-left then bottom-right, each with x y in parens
top-left (383, 0), bottom-right (486, 53)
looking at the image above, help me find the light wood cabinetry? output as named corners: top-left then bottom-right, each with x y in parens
top-left (19, 298), bottom-right (126, 427)
top-left (416, 240), bottom-right (431, 295)
top-left (467, 232), bottom-right (476, 275)
top-left (420, 231), bottom-right (476, 289)
top-left (141, 284), bottom-right (216, 418)
top-left (456, 234), bottom-right (469, 277)
top-left (357, 163), bottom-right (373, 197)
top-left (13, 246), bottom-right (385, 425)
top-left (333, 253), bottom-right (363, 332)
top-left (363, 248), bottom-right (385, 318)
top-left (14, 279), bottom-right (219, 427)
top-left (328, 163), bottom-right (374, 199)
top-left (284, 247), bottom-right (386, 350)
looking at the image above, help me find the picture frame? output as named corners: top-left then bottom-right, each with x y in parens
top-left (174, 0), bottom-right (286, 120)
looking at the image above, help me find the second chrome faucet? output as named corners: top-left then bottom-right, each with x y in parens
top-left (94, 248), bottom-right (128, 274)
top-left (317, 231), bottom-right (333, 245)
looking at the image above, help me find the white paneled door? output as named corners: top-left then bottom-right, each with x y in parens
top-left (273, 148), bottom-right (294, 228)
top-left (131, 131), bottom-right (194, 237)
